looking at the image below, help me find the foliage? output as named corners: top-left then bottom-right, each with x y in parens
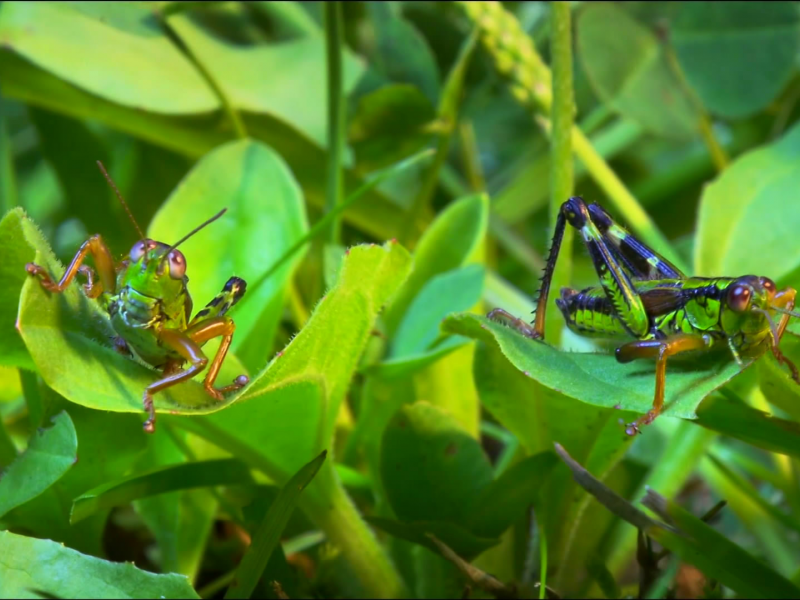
top-left (2, 1), bottom-right (800, 598)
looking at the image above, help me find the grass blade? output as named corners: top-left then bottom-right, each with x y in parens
top-left (224, 450), bottom-right (327, 599)
top-left (71, 458), bottom-right (254, 524)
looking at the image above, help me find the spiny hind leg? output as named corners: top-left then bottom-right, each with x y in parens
top-left (186, 316), bottom-right (249, 399)
top-left (615, 333), bottom-right (712, 435)
top-left (486, 308), bottom-right (541, 340)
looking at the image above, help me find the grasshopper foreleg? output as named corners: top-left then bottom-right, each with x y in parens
top-left (142, 317), bottom-right (248, 433)
top-left (26, 234), bottom-right (117, 296)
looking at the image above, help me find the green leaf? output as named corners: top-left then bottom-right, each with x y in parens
top-left (27, 108), bottom-right (125, 253)
top-left (467, 451), bottom-right (558, 539)
top-left (0, 208), bottom-right (35, 369)
top-left (148, 139), bottom-right (309, 371)
top-left (383, 193), bottom-right (489, 336)
top-left (165, 12), bottom-right (365, 147)
top-left (0, 530), bottom-right (200, 599)
top-left (0, 2), bottom-right (218, 113)
top-left (71, 458), bottom-right (254, 524)
top-left (695, 120), bottom-right (800, 283)
top-left (3, 404), bottom-right (147, 557)
top-left (14, 189), bottom-right (249, 418)
top-left (445, 312), bottom-right (743, 419)
top-left (695, 393), bottom-right (800, 458)
top-left (366, 3), bottom-right (440, 105)
top-left (366, 517), bottom-right (499, 561)
top-left (391, 264), bottom-right (484, 358)
top-left (224, 450), bottom-right (326, 599)
top-left (576, 3), bottom-right (698, 139)
top-left (672, 2), bottom-right (800, 119)
top-left (380, 402), bottom-right (494, 527)
top-left (0, 50), bottom-right (417, 243)
top-left (182, 240), bottom-right (412, 484)
top-left (348, 84), bottom-right (437, 172)
top-left (0, 411), bottom-right (76, 519)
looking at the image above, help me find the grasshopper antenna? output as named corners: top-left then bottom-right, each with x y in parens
top-left (96, 160), bottom-right (146, 242)
top-left (772, 306), bottom-right (800, 320)
top-left (158, 209), bottom-right (228, 271)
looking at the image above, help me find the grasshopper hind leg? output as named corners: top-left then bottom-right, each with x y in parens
top-left (486, 308), bottom-right (541, 339)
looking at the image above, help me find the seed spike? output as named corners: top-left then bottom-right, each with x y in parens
top-left (96, 161), bottom-right (145, 242)
top-left (158, 208), bottom-right (228, 271)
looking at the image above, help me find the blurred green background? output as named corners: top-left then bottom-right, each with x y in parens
top-left (2, 1), bottom-right (800, 599)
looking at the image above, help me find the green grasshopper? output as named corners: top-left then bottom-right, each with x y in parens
top-left (25, 162), bottom-right (249, 434)
top-left (489, 196), bottom-right (800, 435)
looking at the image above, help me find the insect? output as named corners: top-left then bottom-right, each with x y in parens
top-left (25, 162), bottom-right (249, 434)
top-left (488, 196), bottom-right (800, 435)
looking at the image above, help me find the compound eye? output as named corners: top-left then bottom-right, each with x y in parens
top-left (167, 250), bottom-right (186, 279)
top-left (727, 284), bottom-right (752, 312)
top-left (129, 239), bottom-right (155, 262)
top-left (761, 277), bottom-right (777, 295)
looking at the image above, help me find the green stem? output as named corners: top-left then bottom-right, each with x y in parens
top-left (163, 19), bottom-right (247, 140)
top-left (323, 1), bottom-right (345, 244)
top-left (546, 1), bottom-right (574, 345)
top-left (0, 92), bottom-right (17, 214)
top-left (301, 463), bottom-right (407, 599)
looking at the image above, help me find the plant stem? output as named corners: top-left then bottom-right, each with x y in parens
top-left (301, 462), bottom-right (407, 599)
top-left (546, 1), bottom-right (574, 345)
top-left (323, 1), bottom-right (345, 244)
top-left (162, 17), bottom-right (247, 140)
top-left (0, 90), bottom-right (17, 214)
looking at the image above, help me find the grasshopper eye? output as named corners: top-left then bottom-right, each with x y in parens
top-left (728, 284), bottom-right (752, 312)
top-left (130, 239), bottom-right (155, 262)
top-left (761, 277), bottom-right (777, 295)
top-left (167, 250), bottom-right (186, 279)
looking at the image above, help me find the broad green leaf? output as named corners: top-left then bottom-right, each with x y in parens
top-left (130, 430), bottom-right (218, 581)
top-left (0, 50), bottom-right (420, 242)
top-left (366, 3), bottom-right (440, 105)
top-left (467, 451), bottom-right (558, 539)
top-left (0, 2), bottom-right (218, 114)
top-left (71, 458), bottom-right (254, 524)
top-left (695, 121), bottom-right (800, 283)
top-left (0, 208), bottom-right (35, 369)
top-left (447, 312), bottom-right (744, 419)
top-left (392, 264), bottom-right (484, 358)
top-left (0, 530), bottom-right (200, 599)
top-left (672, 2), bottom-right (800, 119)
top-left (0, 411), bottom-right (76, 519)
top-left (361, 336), bottom-right (467, 381)
top-left (471, 337), bottom-right (631, 589)
top-left (149, 139), bottom-right (309, 371)
top-left (4, 403), bottom-right (147, 557)
top-left (695, 392), bottom-right (800, 458)
top-left (366, 517), bottom-right (499, 562)
top-left (380, 402), bottom-right (493, 527)
top-left (165, 13), bottom-right (365, 147)
top-left (576, 3), bottom-right (698, 139)
top-left (348, 84), bottom-right (437, 172)
top-left (224, 450), bottom-right (326, 599)
top-left (14, 199), bottom-right (249, 418)
top-left (383, 193), bottom-right (489, 335)
top-left (183, 241), bottom-right (413, 483)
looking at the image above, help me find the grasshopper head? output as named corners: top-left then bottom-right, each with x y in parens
top-left (725, 275), bottom-right (800, 385)
top-left (124, 239), bottom-right (188, 300)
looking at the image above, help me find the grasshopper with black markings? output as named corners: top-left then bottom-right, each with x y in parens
top-left (489, 196), bottom-right (800, 434)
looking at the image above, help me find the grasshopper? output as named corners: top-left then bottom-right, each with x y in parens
top-left (25, 162), bottom-right (249, 433)
top-left (489, 196), bottom-right (800, 434)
